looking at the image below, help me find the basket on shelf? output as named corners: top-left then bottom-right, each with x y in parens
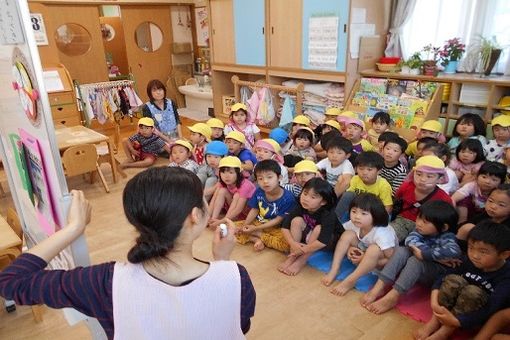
top-left (376, 63), bottom-right (401, 73)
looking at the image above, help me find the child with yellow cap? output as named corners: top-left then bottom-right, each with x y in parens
top-left (168, 139), bottom-right (199, 174)
top-left (224, 103), bottom-right (261, 150)
top-left (405, 120), bottom-right (445, 157)
top-left (253, 139), bottom-right (289, 185)
top-left (285, 127), bottom-right (317, 168)
top-left (485, 115), bottom-right (510, 161)
top-left (206, 117), bottom-right (225, 141)
top-left (282, 115), bottom-right (312, 154)
top-left (225, 130), bottom-right (257, 172)
top-left (120, 117), bottom-right (171, 169)
top-left (391, 155), bottom-right (453, 242)
top-left (283, 160), bottom-right (320, 198)
top-left (188, 122), bottom-right (212, 166)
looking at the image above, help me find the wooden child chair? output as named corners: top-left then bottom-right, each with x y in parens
top-left (0, 208), bottom-right (44, 321)
top-left (62, 144), bottom-right (110, 193)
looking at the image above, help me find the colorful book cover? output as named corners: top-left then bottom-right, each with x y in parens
top-left (351, 91), bottom-right (371, 107)
top-left (389, 106), bottom-right (415, 129)
top-left (386, 79), bottom-right (408, 97)
top-left (405, 81), bottom-right (438, 100)
top-left (375, 94), bottom-right (399, 111)
top-left (360, 78), bottom-right (388, 95)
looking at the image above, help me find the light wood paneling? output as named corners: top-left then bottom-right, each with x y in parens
top-left (48, 5), bottom-right (109, 84)
top-left (100, 17), bottom-right (129, 75)
top-left (120, 5), bottom-right (173, 102)
top-left (28, 3), bottom-right (60, 67)
top-left (268, 0), bottom-right (302, 68)
top-left (209, 0), bottom-right (235, 64)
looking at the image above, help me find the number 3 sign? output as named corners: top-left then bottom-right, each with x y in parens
top-left (30, 13), bottom-right (48, 46)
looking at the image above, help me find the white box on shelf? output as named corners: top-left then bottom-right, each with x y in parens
top-left (459, 84), bottom-right (490, 105)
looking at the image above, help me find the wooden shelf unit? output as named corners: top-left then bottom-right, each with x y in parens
top-left (360, 69), bottom-right (510, 136)
top-left (44, 65), bottom-right (82, 127)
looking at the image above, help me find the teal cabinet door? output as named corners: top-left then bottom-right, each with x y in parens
top-left (233, 0), bottom-right (266, 66)
top-left (302, 0), bottom-right (349, 71)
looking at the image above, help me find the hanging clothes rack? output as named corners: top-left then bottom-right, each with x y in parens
top-left (231, 75), bottom-right (305, 115)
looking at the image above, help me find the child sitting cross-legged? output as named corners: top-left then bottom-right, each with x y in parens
top-left (120, 117), bottom-right (170, 169)
top-left (167, 140), bottom-right (199, 174)
top-left (316, 137), bottom-right (355, 197)
top-left (208, 156), bottom-right (256, 228)
top-left (322, 193), bottom-right (397, 296)
top-left (278, 178), bottom-right (341, 276)
top-left (452, 161), bottom-right (506, 223)
top-left (236, 160), bottom-right (296, 252)
top-left (362, 200), bottom-right (461, 314)
top-left (197, 141), bottom-right (229, 200)
top-left (380, 135), bottom-right (408, 196)
top-left (284, 160), bottom-right (320, 198)
top-left (334, 151), bottom-right (393, 222)
top-left (188, 122), bottom-right (212, 166)
top-left (415, 221), bottom-right (510, 340)
top-left (391, 155), bottom-right (453, 243)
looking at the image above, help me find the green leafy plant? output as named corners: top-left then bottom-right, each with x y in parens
top-left (403, 52), bottom-right (424, 69)
top-left (479, 36), bottom-right (502, 70)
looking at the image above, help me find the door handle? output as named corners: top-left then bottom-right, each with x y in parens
top-left (271, 26), bottom-right (274, 34)
top-left (262, 27), bottom-right (264, 34)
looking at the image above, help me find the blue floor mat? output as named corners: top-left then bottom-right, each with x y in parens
top-left (307, 250), bottom-right (378, 292)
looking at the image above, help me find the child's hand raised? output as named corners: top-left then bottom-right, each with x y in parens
top-left (67, 190), bottom-right (92, 235)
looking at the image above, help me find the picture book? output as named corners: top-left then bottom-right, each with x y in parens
top-left (386, 79), bottom-right (407, 97)
top-left (405, 81), bottom-right (438, 100)
top-left (360, 78), bottom-right (388, 95)
top-left (351, 91), bottom-right (371, 108)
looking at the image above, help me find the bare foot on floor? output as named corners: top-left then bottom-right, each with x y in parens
top-left (283, 255), bottom-right (308, 276)
top-left (330, 278), bottom-right (356, 296)
top-left (367, 289), bottom-right (400, 314)
top-left (360, 280), bottom-right (386, 307)
top-left (277, 255), bottom-right (297, 273)
top-left (320, 271), bottom-right (338, 287)
top-left (253, 239), bottom-right (265, 251)
top-left (413, 319), bottom-right (440, 340)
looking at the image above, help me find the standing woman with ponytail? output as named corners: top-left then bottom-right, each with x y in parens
top-left (0, 168), bottom-right (255, 339)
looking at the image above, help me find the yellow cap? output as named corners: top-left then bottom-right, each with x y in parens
top-left (292, 115), bottom-right (311, 126)
top-left (499, 96), bottom-right (510, 114)
top-left (172, 139), bottom-right (193, 152)
top-left (225, 130), bottom-right (246, 144)
top-left (420, 120), bottom-right (443, 133)
top-left (188, 123), bottom-right (212, 141)
top-left (294, 160), bottom-right (319, 174)
top-left (339, 111), bottom-right (357, 118)
top-left (325, 107), bottom-right (342, 116)
top-left (491, 115), bottom-right (510, 128)
top-left (324, 120), bottom-right (341, 131)
top-left (206, 118), bottom-right (225, 129)
top-left (264, 138), bottom-right (281, 153)
top-left (138, 117), bottom-right (155, 127)
top-left (415, 155), bottom-right (445, 170)
top-left (219, 156), bottom-right (242, 169)
top-left (231, 103), bottom-right (248, 112)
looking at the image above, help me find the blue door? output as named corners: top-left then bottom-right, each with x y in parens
top-left (302, 0), bottom-right (349, 71)
top-left (233, 0), bottom-right (266, 66)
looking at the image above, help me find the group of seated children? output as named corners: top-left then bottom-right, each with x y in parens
top-left (121, 104), bottom-right (510, 339)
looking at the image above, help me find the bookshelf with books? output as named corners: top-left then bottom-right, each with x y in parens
top-left (360, 70), bottom-right (510, 136)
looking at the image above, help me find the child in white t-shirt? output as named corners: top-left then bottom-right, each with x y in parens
top-left (316, 137), bottom-right (355, 197)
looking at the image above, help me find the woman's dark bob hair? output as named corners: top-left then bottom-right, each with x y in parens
top-left (146, 79), bottom-right (167, 101)
top-left (124, 167), bottom-right (204, 263)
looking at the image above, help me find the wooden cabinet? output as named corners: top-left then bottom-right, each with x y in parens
top-left (233, 0), bottom-right (266, 66)
top-left (209, 0), bottom-right (235, 64)
top-left (45, 65), bottom-right (82, 127)
top-left (360, 70), bottom-right (510, 136)
top-left (269, 0), bottom-right (302, 68)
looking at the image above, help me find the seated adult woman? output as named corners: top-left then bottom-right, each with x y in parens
top-left (0, 167), bottom-right (255, 339)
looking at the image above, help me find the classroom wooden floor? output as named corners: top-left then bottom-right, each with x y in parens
top-left (0, 117), bottom-right (421, 339)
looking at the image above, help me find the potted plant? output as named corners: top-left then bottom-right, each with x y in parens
top-left (400, 52), bottom-right (423, 75)
top-left (439, 37), bottom-right (466, 73)
top-left (421, 44), bottom-right (441, 76)
top-left (479, 36), bottom-right (502, 76)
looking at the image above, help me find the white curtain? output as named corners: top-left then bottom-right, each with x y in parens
top-left (384, 0), bottom-right (417, 57)
top-left (401, 0), bottom-right (510, 75)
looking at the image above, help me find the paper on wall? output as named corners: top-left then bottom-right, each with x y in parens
top-left (349, 23), bottom-right (375, 59)
top-left (308, 16), bottom-right (339, 70)
top-left (351, 8), bottom-right (366, 24)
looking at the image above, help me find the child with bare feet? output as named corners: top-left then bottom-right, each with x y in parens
top-left (278, 178), bottom-right (340, 276)
top-left (322, 193), bottom-right (396, 296)
top-left (121, 117), bottom-right (170, 169)
top-left (362, 200), bottom-right (461, 314)
top-left (415, 221), bottom-right (510, 340)
top-left (236, 160), bottom-right (296, 251)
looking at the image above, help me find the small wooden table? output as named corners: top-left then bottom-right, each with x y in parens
top-left (55, 125), bottom-right (119, 183)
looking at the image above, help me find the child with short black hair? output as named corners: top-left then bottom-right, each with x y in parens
top-left (377, 131), bottom-right (399, 154)
top-left (316, 137), bottom-right (355, 197)
top-left (282, 115), bottom-right (312, 154)
top-left (323, 193), bottom-right (397, 296)
top-left (452, 161), bottom-right (506, 223)
top-left (362, 201), bottom-right (461, 314)
top-left (285, 127), bottom-right (317, 167)
top-left (421, 142), bottom-right (459, 194)
top-left (121, 117), bottom-right (170, 169)
top-left (284, 160), bottom-right (319, 198)
top-left (278, 178), bottom-right (341, 276)
top-left (368, 111), bottom-right (391, 148)
top-left (315, 129), bottom-right (342, 160)
top-left (168, 140), bottom-right (199, 174)
top-left (447, 112), bottom-right (487, 156)
top-left (188, 122), bottom-right (212, 166)
top-left (335, 151), bottom-right (393, 221)
top-left (416, 221), bottom-right (510, 340)
top-left (236, 160), bottom-right (296, 252)
top-left (450, 138), bottom-right (486, 185)
top-left (380, 136), bottom-right (408, 196)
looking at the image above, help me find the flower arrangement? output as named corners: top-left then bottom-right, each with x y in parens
top-left (421, 44), bottom-right (441, 64)
top-left (439, 37), bottom-right (466, 66)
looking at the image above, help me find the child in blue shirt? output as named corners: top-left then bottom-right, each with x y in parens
top-left (225, 130), bottom-right (257, 172)
top-left (236, 160), bottom-right (296, 252)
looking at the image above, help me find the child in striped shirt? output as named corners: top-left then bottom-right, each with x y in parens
top-left (380, 135), bottom-right (408, 196)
